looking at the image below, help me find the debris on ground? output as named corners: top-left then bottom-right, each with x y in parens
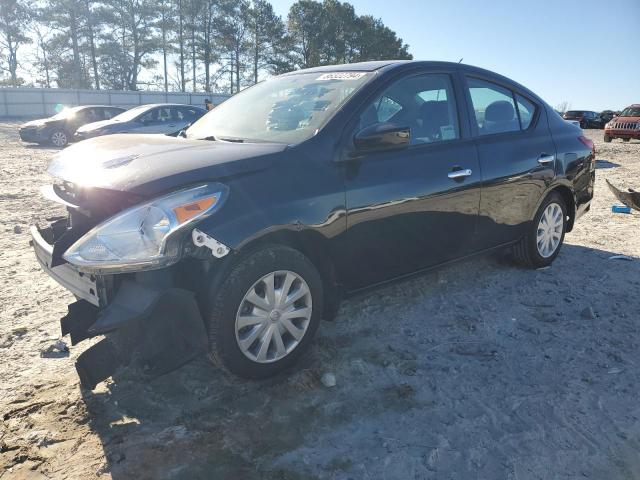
top-left (321, 372), bottom-right (337, 388)
top-left (609, 255), bottom-right (634, 261)
top-left (607, 179), bottom-right (640, 212)
top-left (40, 339), bottom-right (69, 358)
top-left (612, 204), bottom-right (632, 214)
top-left (581, 306), bottom-right (596, 319)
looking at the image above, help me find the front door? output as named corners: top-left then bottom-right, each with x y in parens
top-left (343, 72), bottom-right (482, 289)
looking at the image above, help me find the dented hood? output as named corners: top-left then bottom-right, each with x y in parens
top-left (48, 134), bottom-right (286, 196)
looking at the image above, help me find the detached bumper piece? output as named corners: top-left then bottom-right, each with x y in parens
top-left (62, 280), bottom-right (208, 390)
top-left (607, 180), bottom-right (640, 212)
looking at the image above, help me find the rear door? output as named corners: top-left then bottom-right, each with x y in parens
top-left (343, 70), bottom-right (481, 289)
top-left (463, 76), bottom-right (557, 249)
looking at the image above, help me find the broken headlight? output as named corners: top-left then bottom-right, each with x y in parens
top-left (63, 183), bottom-right (228, 273)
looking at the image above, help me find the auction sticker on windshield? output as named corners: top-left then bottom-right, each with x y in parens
top-left (316, 72), bottom-right (367, 81)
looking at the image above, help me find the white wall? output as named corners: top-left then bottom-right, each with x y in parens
top-left (0, 87), bottom-right (230, 117)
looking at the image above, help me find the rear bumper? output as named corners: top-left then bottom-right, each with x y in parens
top-left (30, 225), bottom-right (103, 306)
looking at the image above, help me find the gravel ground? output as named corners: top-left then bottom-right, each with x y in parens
top-left (1, 123), bottom-right (640, 480)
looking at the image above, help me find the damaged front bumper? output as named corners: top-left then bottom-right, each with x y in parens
top-left (31, 225), bottom-right (110, 307)
top-left (30, 224), bottom-right (209, 390)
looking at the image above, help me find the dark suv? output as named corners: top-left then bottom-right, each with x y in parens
top-left (562, 110), bottom-right (604, 129)
top-left (31, 61), bottom-right (595, 388)
top-left (19, 105), bottom-right (125, 147)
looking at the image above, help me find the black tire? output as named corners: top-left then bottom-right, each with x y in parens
top-left (623, 138), bottom-right (630, 142)
top-left (512, 192), bottom-right (567, 268)
top-left (206, 245), bottom-right (324, 378)
top-left (604, 134), bottom-right (612, 143)
top-left (49, 129), bottom-right (68, 147)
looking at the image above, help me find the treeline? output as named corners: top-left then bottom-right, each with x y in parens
top-left (0, 0), bottom-right (412, 93)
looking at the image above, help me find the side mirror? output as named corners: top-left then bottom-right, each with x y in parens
top-left (354, 123), bottom-right (411, 153)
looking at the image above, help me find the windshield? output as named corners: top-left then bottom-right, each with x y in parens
top-left (619, 107), bottom-right (640, 117)
top-left (50, 106), bottom-right (84, 120)
top-left (111, 105), bottom-right (151, 122)
top-left (186, 72), bottom-right (373, 143)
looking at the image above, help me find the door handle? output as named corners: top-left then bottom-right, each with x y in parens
top-left (448, 168), bottom-right (473, 179)
top-left (168, 124), bottom-right (176, 128)
top-left (538, 154), bottom-right (555, 165)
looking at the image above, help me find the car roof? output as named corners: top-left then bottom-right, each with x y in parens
top-left (130, 103), bottom-right (204, 108)
top-left (75, 105), bottom-right (125, 110)
top-left (283, 60), bottom-right (547, 105)
top-left (282, 60), bottom-right (412, 74)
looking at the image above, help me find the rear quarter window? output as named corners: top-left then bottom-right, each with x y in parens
top-left (515, 94), bottom-right (537, 130)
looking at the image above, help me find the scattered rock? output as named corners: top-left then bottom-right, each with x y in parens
top-left (25, 429), bottom-right (52, 447)
top-left (13, 225), bottom-right (22, 234)
top-left (581, 306), bottom-right (596, 320)
top-left (321, 372), bottom-right (336, 388)
top-left (11, 326), bottom-right (28, 337)
top-left (40, 339), bottom-right (69, 358)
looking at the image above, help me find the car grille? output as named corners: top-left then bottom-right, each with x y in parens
top-left (611, 122), bottom-right (640, 130)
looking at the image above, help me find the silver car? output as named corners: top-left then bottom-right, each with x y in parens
top-left (75, 103), bottom-right (206, 140)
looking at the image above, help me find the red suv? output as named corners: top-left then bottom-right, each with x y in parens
top-left (604, 104), bottom-right (640, 142)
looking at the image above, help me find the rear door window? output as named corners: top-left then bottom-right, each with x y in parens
top-left (467, 78), bottom-right (519, 135)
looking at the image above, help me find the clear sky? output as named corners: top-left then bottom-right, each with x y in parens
top-left (270, 0), bottom-right (640, 111)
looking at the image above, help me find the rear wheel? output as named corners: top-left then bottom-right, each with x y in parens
top-left (50, 130), bottom-right (68, 147)
top-left (512, 192), bottom-right (567, 268)
top-left (206, 245), bottom-right (324, 378)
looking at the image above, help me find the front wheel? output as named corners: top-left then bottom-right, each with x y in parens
top-left (206, 245), bottom-right (324, 378)
top-left (512, 192), bottom-right (567, 268)
top-left (604, 134), bottom-right (612, 143)
top-left (50, 130), bottom-right (68, 147)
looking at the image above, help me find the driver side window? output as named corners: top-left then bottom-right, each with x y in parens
top-left (358, 73), bottom-right (460, 145)
top-left (138, 108), bottom-right (158, 124)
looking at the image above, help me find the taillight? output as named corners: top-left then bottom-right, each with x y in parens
top-left (578, 135), bottom-right (595, 154)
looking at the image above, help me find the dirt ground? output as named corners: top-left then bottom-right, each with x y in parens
top-left (1, 122), bottom-right (640, 480)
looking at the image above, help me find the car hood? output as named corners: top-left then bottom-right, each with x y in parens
top-left (21, 118), bottom-right (51, 128)
top-left (611, 115), bottom-right (640, 123)
top-left (47, 134), bottom-right (287, 196)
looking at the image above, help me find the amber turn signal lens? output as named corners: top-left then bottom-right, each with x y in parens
top-left (173, 196), bottom-right (218, 224)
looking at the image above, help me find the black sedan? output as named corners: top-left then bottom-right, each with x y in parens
top-left (74, 103), bottom-right (206, 140)
top-left (31, 61), bottom-right (595, 388)
top-left (18, 105), bottom-right (125, 147)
